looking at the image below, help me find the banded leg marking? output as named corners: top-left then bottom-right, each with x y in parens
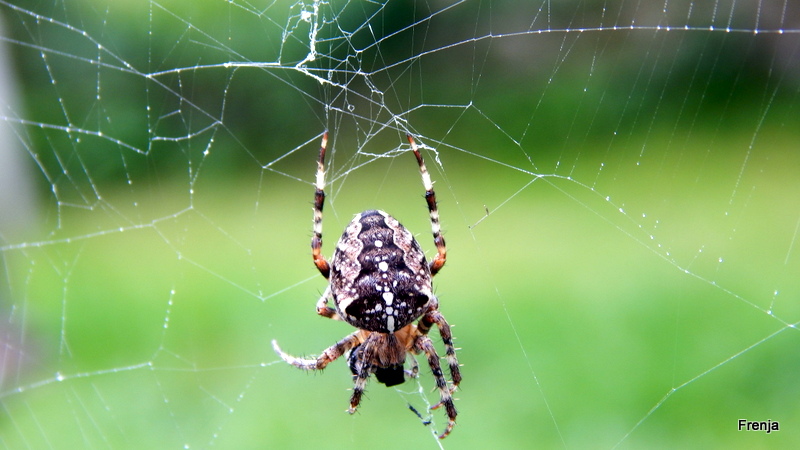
top-left (408, 134), bottom-right (447, 276)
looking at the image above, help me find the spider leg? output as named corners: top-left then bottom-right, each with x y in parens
top-left (349, 364), bottom-right (371, 414)
top-left (272, 330), bottom-right (362, 371)
top-left (312, 132), bottom-right (331, 279)
top-left (418, 310), bottom-right (461, 389)
top-left (348, 340), bottom-right (376, 414)
top-left (407, 134), bottom-right (446, 276)
top-left (414, 334), bottom-right (456, 439)
top-left (406, 352), bottom-right (420, 379)
top-left (315, 285), bottom-right (343, 320)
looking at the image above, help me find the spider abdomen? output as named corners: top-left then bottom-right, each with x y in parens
top-left (331, 210), bottom-right (433, 333)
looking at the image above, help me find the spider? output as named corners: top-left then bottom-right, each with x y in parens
top-left (272, 132), bottom-right (461, 439)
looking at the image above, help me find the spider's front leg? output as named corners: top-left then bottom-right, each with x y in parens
top-left (348, 349), bottom-right (373, 415)
top-left (414, 334), bottom-right (457, 439)
top-left (418, 309), bottom-right (461, 389)
top-left (406, 352), bottom-right (420, 379)
top-left (272, 330), bottom-right (365, 371)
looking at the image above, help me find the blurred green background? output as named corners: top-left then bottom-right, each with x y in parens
top-left (1, 0), bottom-right (799, 448)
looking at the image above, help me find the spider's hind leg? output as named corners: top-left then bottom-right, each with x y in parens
top-left (407, 134), bottom-right (447, 276)
top-left (312, 132), bottom-right (331, 279)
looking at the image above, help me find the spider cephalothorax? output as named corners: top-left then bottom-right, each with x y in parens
top-left (272, 132), bottom-right (461, 438)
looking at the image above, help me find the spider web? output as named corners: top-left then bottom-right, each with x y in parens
top-left (1, 0), bottom-right (799, 447)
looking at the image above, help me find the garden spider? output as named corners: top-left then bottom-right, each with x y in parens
top-left (272, 132), bottom-right (461, 438)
